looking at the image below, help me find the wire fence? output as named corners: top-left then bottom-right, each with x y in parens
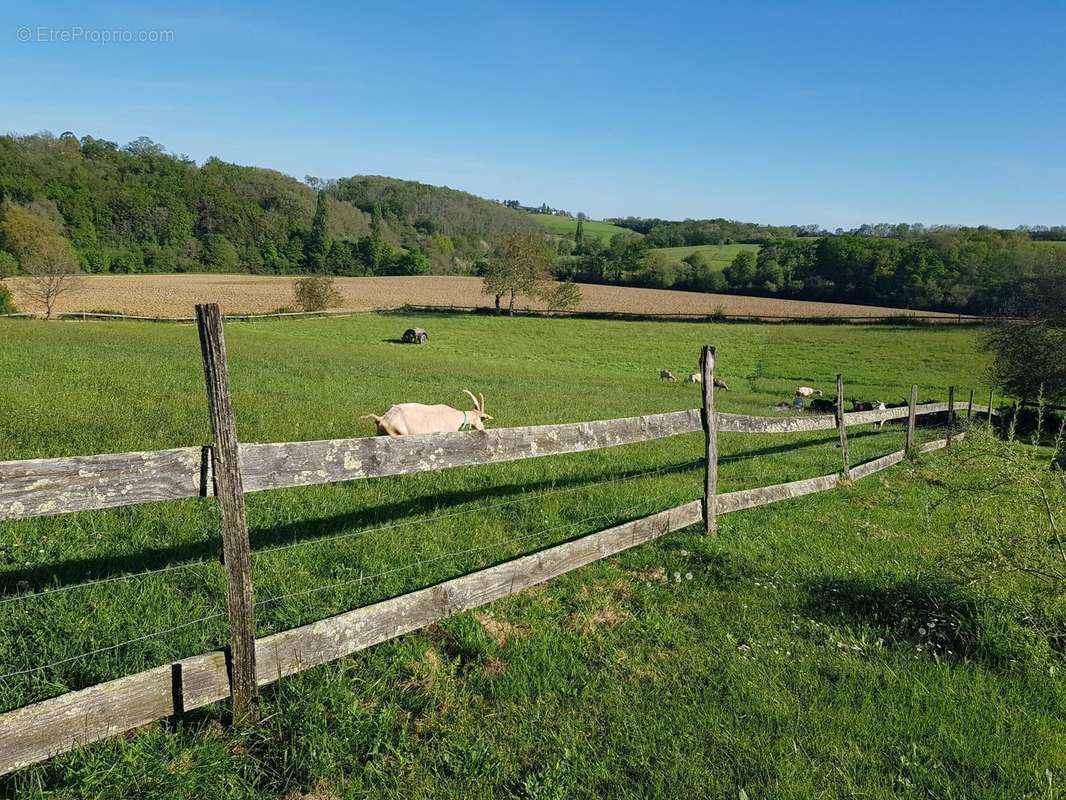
top-left (0, 469), bottom-right (685, 687)
top-left (0, 416), bottom-right (966, 695)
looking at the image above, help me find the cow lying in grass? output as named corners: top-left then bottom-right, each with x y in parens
top-left (363, 390), bottom-right (492, 436)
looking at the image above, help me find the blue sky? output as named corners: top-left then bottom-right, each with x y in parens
top-left (2, 0), bottom-right (1064, 228)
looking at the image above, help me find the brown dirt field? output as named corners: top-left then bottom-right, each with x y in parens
top-left (5, 275), bottom-right (959, 319)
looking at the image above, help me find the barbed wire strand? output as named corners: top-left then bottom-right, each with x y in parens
top-left (0, 611), bottom-right (227, 681)
top-left (0, 559), bottom-right (219, 608)
top-left (1, 434), bottom-right (913, 609)
top-left (0, 486), bottom-right (685, 681)
top-left (0, 462), bottom-right (699, 608)
top-left (252, 462), bottom-right (694, 560)
top-left (256, 494), bottom-right (671, 611)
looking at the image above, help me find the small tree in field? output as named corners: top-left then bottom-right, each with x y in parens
top-left (545, 279), bottom-right (582, 313)
top-left (293, 275), bottom-right (342, 311)
top-left (481, 231), bottom-right (553, 315)
top-left (0, 206), bottom-right (82, 318)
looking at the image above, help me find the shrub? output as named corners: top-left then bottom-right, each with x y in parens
top-left (545, 280), bottom-right (582, 312)
top-left (0, 250), bottom-right (18, 277)
top-left (0, 283), bottom-right (15, 314)
top-left (293, 275), bottom-right (342, 311)
top-left (933, 428), bottom-right (1066, 661)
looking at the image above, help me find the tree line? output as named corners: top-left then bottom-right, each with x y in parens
top-left (605, 216), bottom-right (820, 246)
top-left (0, 132), bottom-right (535, 281)
top-left (2, 130), bottom-right (1064, 323)
top-left (539, 224), bottom-right (1065, 317)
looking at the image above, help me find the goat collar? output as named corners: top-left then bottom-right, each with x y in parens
top-left (458, 411), bottom-right (473, 432)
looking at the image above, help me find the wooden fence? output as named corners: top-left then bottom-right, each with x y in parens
top-left (0, 303), bottom-right (1001, 775)
top-left (398, 305), bottom-right (990, 325)
top-left (2, 306), bottom-right (998, 325)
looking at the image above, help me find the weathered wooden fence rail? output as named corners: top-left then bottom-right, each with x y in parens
top-left (3, 307), bottom-right (995, 324)
top-left (0, 306), bottom-right (999, 775)
top-left (0, 403), bottom-right (995, 522)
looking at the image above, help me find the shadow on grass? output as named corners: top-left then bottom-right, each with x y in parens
top-left (0, 423), bottom-right (943, 598)
top-left (1, 460), bottom-right (709, 594)
top-left (717, 427), bottom-right (889, 462)
top-left (0, 424), bottom-right (900, 594)
top-left (799, 574), bottom-right (1038, 669)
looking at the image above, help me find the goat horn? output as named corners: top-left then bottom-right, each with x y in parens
top-left (479, 393), bottom-right (485, 413)
top-left (462, 389), bottom-right (479, 410)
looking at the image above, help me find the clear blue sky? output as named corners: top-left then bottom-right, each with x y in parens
top-left (3, 0), bottom-right (1065, 228)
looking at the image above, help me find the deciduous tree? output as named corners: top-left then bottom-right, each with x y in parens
top-left (983, 253), bottom-right (1066, 403)
top-left (0, 205), bottom-right (82, 318)
top-left (545, 279), bottom-right (582, 312)
top-left (481, 231), bottom-right (553, 315)
top-left (306, 192), bottom-right (331, 272)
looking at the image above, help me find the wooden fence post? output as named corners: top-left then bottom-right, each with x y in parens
top-left (987, 389), bottom-right (995, 429)
top-left (700, 345), bottom-right (717, 534)
top-left (906, 384), bottom-right (918, 453)
top-left (947, 385), bottom-right (955, 443)
top-left (195, 303), bottom-right (258, 722)
top-left (835, 373), bottom-right (850, 479)
top-left (967, 388), bottom-right (975, 420)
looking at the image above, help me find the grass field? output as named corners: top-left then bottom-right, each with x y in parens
top-left (4, 274), bottom-right (960, 319)
top-left (1, 314), bottom-right (1062, 799)
top-left (648, 242), bottom-right (762, 268)
top-left (530, 214), bottom-right (636, 244)
top-left (1035, 240), bottom-right (1066, 252)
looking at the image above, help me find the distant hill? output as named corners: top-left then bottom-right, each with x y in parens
top-left (0, 133), bottom-right (379, 275)
top-left (0, 133), bottom-right (534, 277)
top-left (1, 132), bottom-right (1061, 316)
top-left (648, 243), bottom-right (761, 271)
top-left (530, 214), bottom-right (637, 245)
top-left (326, 175), bottom-right (535, 272)
top-left (607, 216), bottom-right (816, 246)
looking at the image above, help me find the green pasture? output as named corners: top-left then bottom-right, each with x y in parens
top-left (648, 242), bottom-right (762, 267)
top-left (0, 313), bottom-right (1061, 799)
top-left (530, 215), bottom-right (636, 244)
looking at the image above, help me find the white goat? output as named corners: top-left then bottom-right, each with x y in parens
top-left (874, 401), bottom-right (887, 429)
top-left (363, 390), bottom-right (492, 437)
top-left (852, 400), bottom-right (888, 429)
top-left (686, 373), bottom-right (729, 389)
top-left (796, 386), bottom-right (822, 398)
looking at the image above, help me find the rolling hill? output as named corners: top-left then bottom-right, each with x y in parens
top-left (648, 243), bottom-right (761, 269)
top-left (530, 214), bottom-right (637, 244)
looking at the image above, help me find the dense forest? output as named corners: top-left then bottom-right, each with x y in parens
top-left (1, 131), bottom-right (1063, 316)
top-left (0, 132), bottom-right (532, 279)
